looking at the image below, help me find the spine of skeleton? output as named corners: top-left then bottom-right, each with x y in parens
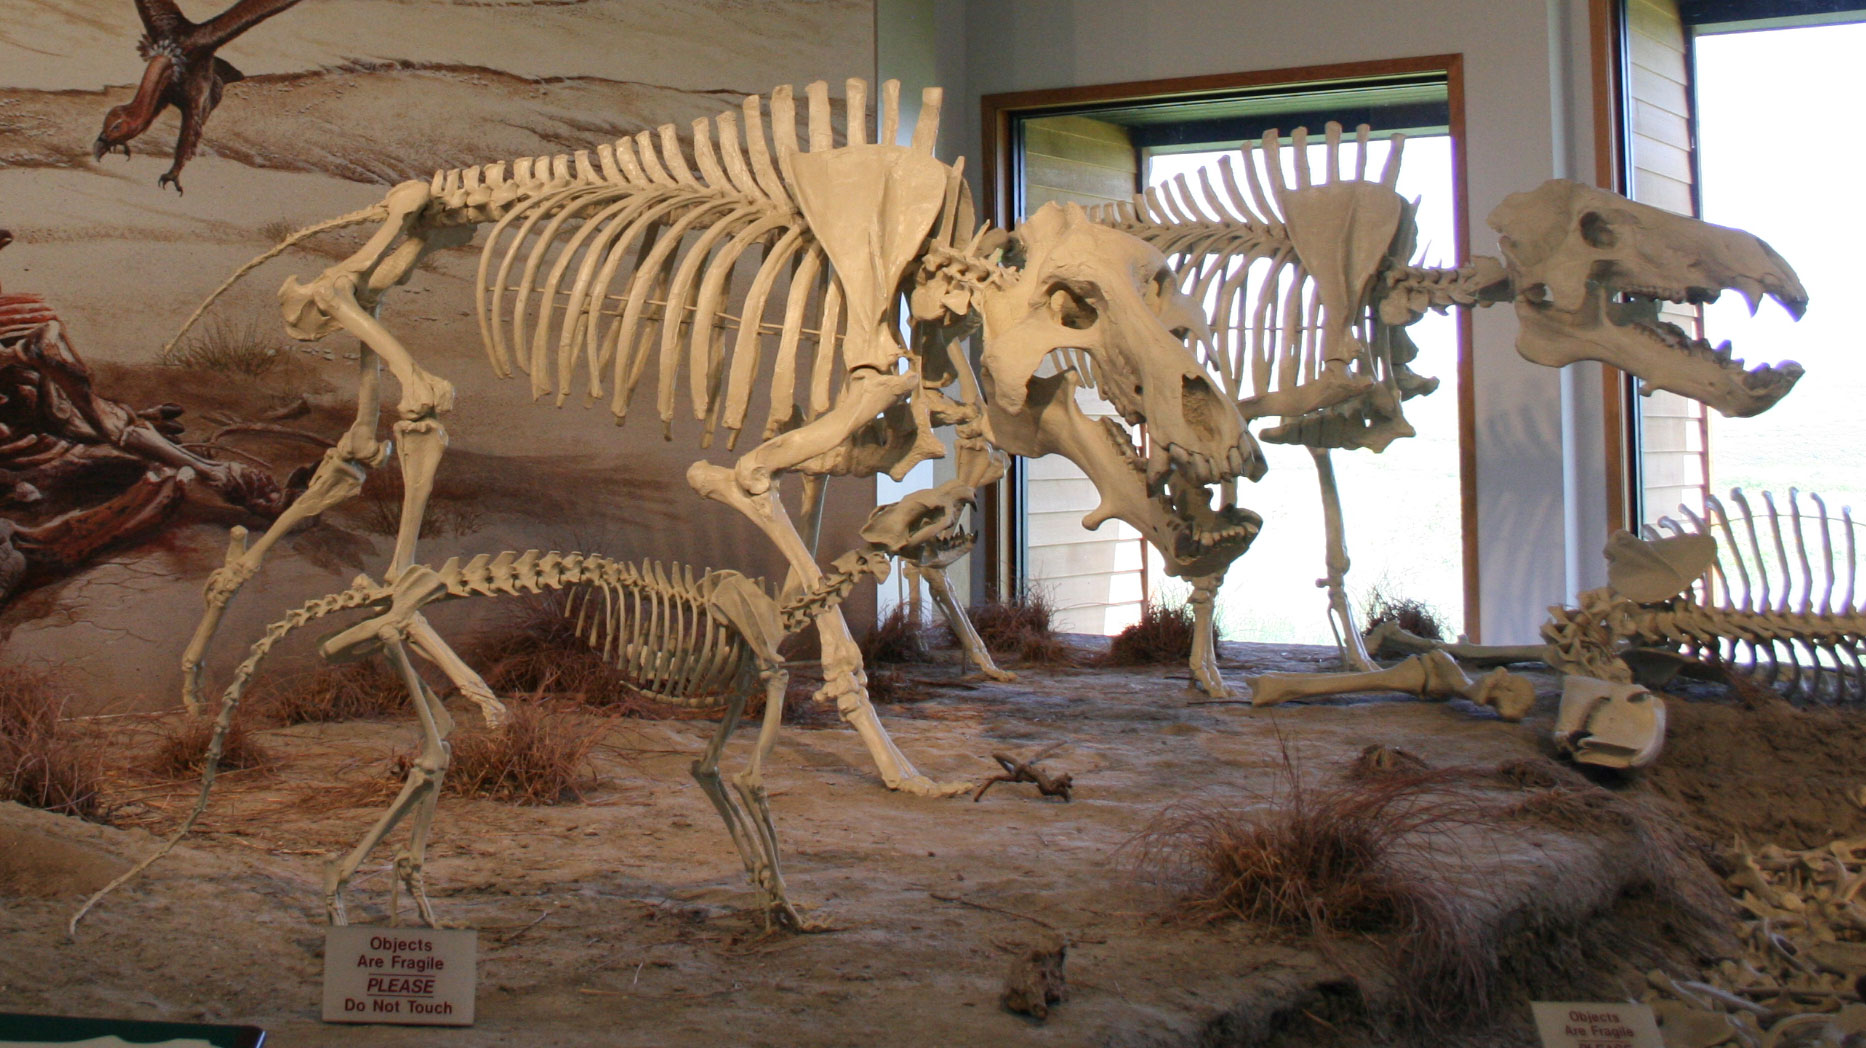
top-left (1650, 488), bottom-right (1866, 700)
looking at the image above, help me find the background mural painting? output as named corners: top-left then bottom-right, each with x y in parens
top-left (0, 0), bottom-right (879, 710)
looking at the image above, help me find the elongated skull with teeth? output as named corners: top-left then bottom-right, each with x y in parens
top-left (1489, 180), bottom-right (1807, 417)
top-left (975, 203), bottom-right (1262, 576)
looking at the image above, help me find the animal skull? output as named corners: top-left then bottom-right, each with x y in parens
top-left (972, 203), bottom-right (1261, 576)
top-left (1489, 180), bottom-right (1807, 417)
top-left (1553, 675), bottom-right (1667, 769)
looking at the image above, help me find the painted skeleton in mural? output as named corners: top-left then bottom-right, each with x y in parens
top-left (171, 79), bottom-right (1255, 796)
top-left (1092, 124), bottom-right (1806, 688)
top-left (0, 229), bottom-right (294, 603)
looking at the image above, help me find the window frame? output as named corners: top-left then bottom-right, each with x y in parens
top-left (979, 54), bottom-right (1481, 633)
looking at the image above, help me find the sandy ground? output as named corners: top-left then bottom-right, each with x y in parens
top-left (8, 642), bottom-right (1846, 1047)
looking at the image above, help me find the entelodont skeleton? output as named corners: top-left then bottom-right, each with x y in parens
top-left (167, 77), bottom-right (1256, 795)
top-left (1096, 124), bottom-right (1807, 678)
top-left (72, 546), bottom-right (892, 935)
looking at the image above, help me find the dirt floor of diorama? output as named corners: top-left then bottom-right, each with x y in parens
top-left (5, 643), bottom-right (1864, 1048)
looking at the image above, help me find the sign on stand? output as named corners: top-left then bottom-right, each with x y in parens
top-left (1530, 1002), bottom-right (1662, 1048)
top-left (322, 927), bottom-right (477, 1026)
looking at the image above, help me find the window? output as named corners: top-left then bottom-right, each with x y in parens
top-left (984, 59), bottom-right (1473, 643)
top-left (1620, 3), bottom-right (1866, 530)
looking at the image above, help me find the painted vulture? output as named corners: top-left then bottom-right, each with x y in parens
top-left (93, 0), bottom-right (306, 194)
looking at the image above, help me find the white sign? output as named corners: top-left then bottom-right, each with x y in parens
top-left (1530, 1001), bottom-right (1662, 1048)
top-left (321, 927), bottom-right (477, 1026)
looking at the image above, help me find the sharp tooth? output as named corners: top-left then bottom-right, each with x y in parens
top-left (1147, 442), bottom-right (1171, 485)
top-left (1713, 340), bottom-right (1733, 364)
top-left (1733, 277), bottom-right (1764, 316)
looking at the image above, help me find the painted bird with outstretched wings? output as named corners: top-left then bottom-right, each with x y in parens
top-left (93, 0), bottom-right (306, 194)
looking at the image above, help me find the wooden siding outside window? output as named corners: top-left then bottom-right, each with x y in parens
top-left (1016, 115), bottom-right (1153, 634)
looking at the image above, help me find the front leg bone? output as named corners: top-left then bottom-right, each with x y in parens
top-left (1311, 447), bottom-right (1375, 673)
top-left (913, 562), bottom-right (1013, 682)
top-left (178, 439), bottom-right (380, 712)
top-left (1188, 573), bottom-right (1227, 697)
top-left (689, 369), bottom-right (972, 797)
top-left (1247, 649), bottom-right (1535, 721)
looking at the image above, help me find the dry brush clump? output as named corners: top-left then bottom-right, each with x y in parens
top-left (1344, 743), bottom-right (1431, 781)
top-left (1103, 598), bottom-right (1198, 666)
top-left (1360, 586), bottom-right (1446, 643)
top-left (441, 700), bottom-right (604, 804)
top-left (351, 463), bottom-right (486, 539)
top-left (966, 590), bottom-right (1074, 665)
top-left (246, 660), bottom-right (407, 725)
top-left (0, 665), bottom-right (107, 820)
top-left (860, 604), bottom-right (934, 665)
top-left (144, 716), bottom-right (275, 780)
top-left (166, 315), bottom-right (286, 376)
top-left (774, 674), bottom-right (846, 729)
top-left (1131, 743), bottom-right (1501, 1024)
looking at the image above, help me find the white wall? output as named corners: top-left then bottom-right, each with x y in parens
top-left (918, 0), bottom-right (1611, 643)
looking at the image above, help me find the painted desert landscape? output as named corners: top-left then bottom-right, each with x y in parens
top-left (0, 0), bottom-right (878, 708)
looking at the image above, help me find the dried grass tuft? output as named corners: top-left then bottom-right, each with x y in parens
top-left (166, 315), bottom-right (285, 376)
top-left (1104, 598), bottom-right (1197, 666)
top-left (0, 665), bottom-right (108, 820)
top-left (352, 464), bottom-right (485, 539)
top-left (247, 661), bottom-right (407, 725)
top-left (464, 591), bottom-right (632, 704)
top-left (860, 605), bottom-right (934, 665)
top-left (865, 667), bottom-right (931, 705)
top-left (144, 716), bottom-right (275, 780)
top-left (257, 218), bottom-right (298, 244)
top-left (441, 701), bottom-right (603, 804)
top-left (777, 675), bottom-right (844, 730)
top-left (1131, 737), bottom-right (1494, 1024)
top-left (1501, 786), bottom-right (1636, 834)
top-left (1491, 756), bottom-right (1589, 791)
top-left (1360, 586), bottom-right (1445, 643)
top-left (966, 591), bottom-right (1075, 665)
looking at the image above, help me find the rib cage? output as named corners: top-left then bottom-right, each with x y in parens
top-left (438, 550), bottom-right (760, 704)
top-left (425, 79), bottom-right (948, 449)
top-left (1088, 123), bottom-right (1425, 450)
top-left (1646, 488), bottom-right (1866, 701)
